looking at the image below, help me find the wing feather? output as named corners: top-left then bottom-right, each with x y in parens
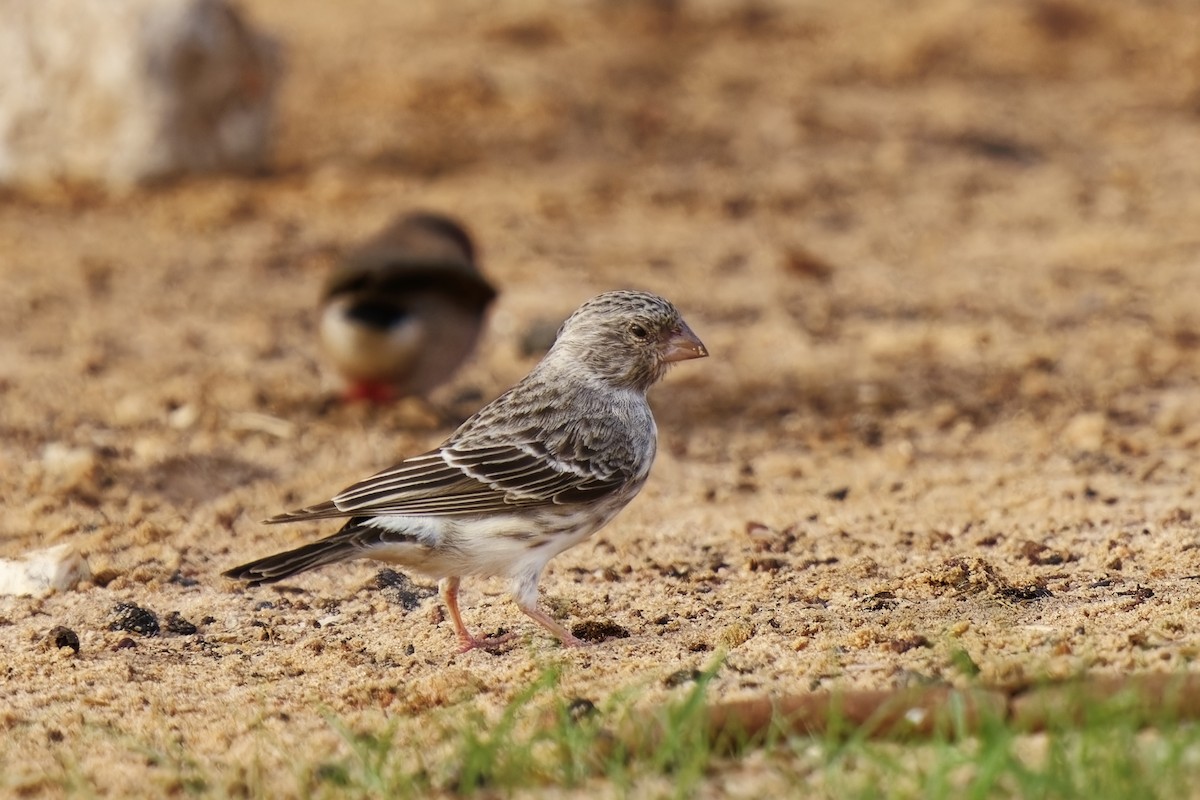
top-left (316, 443), bottom-right (627, 518)
top-left (266, 389), bottom-right (650, 524)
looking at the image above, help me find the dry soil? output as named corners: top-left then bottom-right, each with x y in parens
top-left (2, 0), bottom-right (1200, 796)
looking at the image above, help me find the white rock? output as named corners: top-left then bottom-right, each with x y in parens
top-left (0, 543), bottom-right (91, 597)
top-left (0, 0), bottom-right (280, 188)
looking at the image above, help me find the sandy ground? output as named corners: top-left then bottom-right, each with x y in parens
top-left (2, 0), bottom-right (1200, 795)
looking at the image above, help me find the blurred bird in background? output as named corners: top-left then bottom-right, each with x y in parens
top-left (319, 211), bottom-right (497, 403)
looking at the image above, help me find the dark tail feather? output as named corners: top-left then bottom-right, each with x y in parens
top-left (262, 500), bottom-right (348, 525)
top-left (224, 519), bottom-right (422, 586)
top-left (223, 536), bottom-right (364, 585)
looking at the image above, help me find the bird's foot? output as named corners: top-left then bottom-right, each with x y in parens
top-left (516, 603), bottom-right (592, 648)
top-left (342, 381), bottom-right (399, 405)
top-left (557, 633), bottom-right (589, 648)
top-left (457, 631), bottom-right (516, 653)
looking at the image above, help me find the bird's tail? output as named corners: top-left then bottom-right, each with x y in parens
top-left (223, 536), bottom-right (364, 585)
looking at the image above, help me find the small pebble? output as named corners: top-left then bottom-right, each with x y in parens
top-left (165, 611), bottom-right (198, 635)
top-left (373, 569), bottom-right (435, 612)
top-left (109, 602), bottom-right (160, 636)
top-left (46, 625), bottom-right (80, 654)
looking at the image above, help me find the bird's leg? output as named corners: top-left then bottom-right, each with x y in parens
top-left (511, 572), bottom-right (588, 648)
top-left (439, 576), bottom-right (513, 652)
top-left (343, 381), bottom-right (399, 405)
top-left (517, 601), bottom-right (588, 647)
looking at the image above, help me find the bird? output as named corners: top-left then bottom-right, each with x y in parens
top-left (318, 211), bottom-right (497, 404)
top-left (225, 290), bottom-right (708, 651)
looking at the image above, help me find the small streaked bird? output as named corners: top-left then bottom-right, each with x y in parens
top-left (225, 290), bottom-right (707, 651)
top-left (319, 211), bottom-right (497, 403)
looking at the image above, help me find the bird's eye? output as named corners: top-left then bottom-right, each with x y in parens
top-left (629, 323), bottom-right (649, 340)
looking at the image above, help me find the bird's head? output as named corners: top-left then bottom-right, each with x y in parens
top-left (550, 291), bottom-right (707, 392)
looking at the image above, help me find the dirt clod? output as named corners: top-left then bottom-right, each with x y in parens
top-left (3, 2), bottom-right (1199, 794)
top-left (45, 626), bottom-right (80, 654)
top-left (165, 612), bottom-right (198, 635)
top-left (571, 620), bottom-right (631, 643)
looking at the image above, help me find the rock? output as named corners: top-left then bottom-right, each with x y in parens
top-left (45, 626), bottom-right (81, 654)
top-left (373, 569), bottom-right (436, 612)
top-left (165, 611), bottom-right (198, 635)
top-left (0, 543), bottom-right (92, 597)
top-left (109, 602), bottom-right (160, 636)
top-left (0, 0), bottom-right (280, 189)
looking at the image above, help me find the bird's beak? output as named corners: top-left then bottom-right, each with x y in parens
top-left (661, 321), bottom-right (708, 363)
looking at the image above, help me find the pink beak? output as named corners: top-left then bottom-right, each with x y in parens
top-left (661, 320), bottom-right (708, 363)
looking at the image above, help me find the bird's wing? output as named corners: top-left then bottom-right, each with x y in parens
top-left (265, 444), bottom-right (627, 524)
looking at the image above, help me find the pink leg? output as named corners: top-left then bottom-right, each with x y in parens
top-left (343, 381), bottom-right (399, 405)
top-left (515, 598), bottom-right (588, 648)
top-left (439, 577), bottom-right (514, 653)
